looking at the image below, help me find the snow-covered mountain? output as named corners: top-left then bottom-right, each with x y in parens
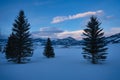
top-left (1, 32), bottom-right (120, 49)
top-left (52, 37), bottom-right (82, 46)
top-left (32, 33), bottom-right (120, 47)
top-left (33, 37), bottom-right (82, 47)
top-left (106, 33), bottom-right (120, 44)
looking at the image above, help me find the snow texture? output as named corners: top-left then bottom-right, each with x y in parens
top-left (0, 44), bottom-right (120, 80)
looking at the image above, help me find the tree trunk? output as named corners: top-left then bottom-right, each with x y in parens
top-left (17, 55), bottom-right (21, 63)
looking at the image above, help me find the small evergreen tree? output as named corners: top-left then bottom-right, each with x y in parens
top-left (0, 31), bottom-right (2, 52)
top-left (5, 10), bottom-right (33, 63)
top-left (82, 16), bottom-right (108, 64)
top-left (5, 33), bottom-right (17, 60)
top-left (0, 45), bottom-right (1, 52)
top-left (43, 38), bottom-right (55, 58)
top-left (0, 41), bottom-right (2, 52)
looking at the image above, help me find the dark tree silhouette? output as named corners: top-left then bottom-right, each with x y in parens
top-left (43, 38), bottom-right (55, 58)
top-left (0, 31), bottom-right (2, 52)
top-left (5, 33), bottom-right (17, 60)
top-left (82, 16), bottom-right (108, 64)
top-left (0, 41), bottom-right (1, 52)
top-left (0, 45), bottom-right (1, 52)
top-left (5, 10), bottom-right (33, 63)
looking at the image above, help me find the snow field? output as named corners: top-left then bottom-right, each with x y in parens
top-left (0, 44), bottom-right (120, 80)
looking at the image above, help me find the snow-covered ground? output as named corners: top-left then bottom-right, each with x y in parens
top-left (0, 44), bottom-right (120, 80)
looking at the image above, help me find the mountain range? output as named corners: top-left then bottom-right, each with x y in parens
top-left (106, 33), bottom-right (120, 44)
top-left (33, 37), bottom-right (82, 47)
top-left (0, 33), bottom-right (120, 48)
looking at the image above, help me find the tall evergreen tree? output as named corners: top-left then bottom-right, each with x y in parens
top-left (82, 16), bottom-right (108, 64)
top-left (43, 38), bottom-right (55, 58)
top-left (5, 10), bottom-right (33, 63)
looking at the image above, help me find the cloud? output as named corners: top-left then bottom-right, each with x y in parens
top-left (105, 27), bottom-right (120, 36)
top-left (39, 27), bottom-right (63, 33)
top-left (32, 27), bottom-right (120, 40)
top-left (31, 27), bottom-right (64, 39)
top-left (51, 10), bottom-right (103, 23)
top-left (56, 30), bottom-right (84, 40)
top-left (102, 15), bottom-right (114, 21)
top-left (106, 16), bottom-right (113, 19)
top-left (32, 27), bottom-right (83, 40)
top-left (111, 27), bottom-right (120, 32)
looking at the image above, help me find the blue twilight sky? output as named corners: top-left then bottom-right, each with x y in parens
top-left (0, 0), bottom-right (120, 39)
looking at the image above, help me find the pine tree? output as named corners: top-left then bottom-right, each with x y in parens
top-left (5, 10), bottom-right (33, 63)
top-left (0, 31), bottom-right (2, 52)
top-left (43, 38), bottom-right (55, 58)
top-left (0, 45), bottom-right (1, 52)
top-left (82, 16), bottom-right (108, 64)
top-left (0, 41), bottom-right (2, 52)
top-left (5, 33), bottom-right (17, 60)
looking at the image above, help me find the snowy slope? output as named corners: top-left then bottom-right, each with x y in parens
top-left (33, 37), bottom-right (82, 47)
top-left (106, 33), bottom-right (120, 43)
top-left (0, 44), bottom-right (120, 80)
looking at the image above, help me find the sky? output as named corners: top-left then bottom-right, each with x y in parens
top-left (0, 0), bottom-right (120, 40)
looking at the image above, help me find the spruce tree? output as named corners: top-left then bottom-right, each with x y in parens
top-left (5, 10), bottom-right (33, 63)
top-left (0, 45), bottom-right (1, 52)
top-left (43, 38), bottom-right (55, 58)
top-left (82, 16), bottom-right (108, 64)
top-left (5, 33), bottom-right (17, 60)
top-left (0, 31), bottom-right (2, 52)
top-left (0, 41), bottom-right (2, 52)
